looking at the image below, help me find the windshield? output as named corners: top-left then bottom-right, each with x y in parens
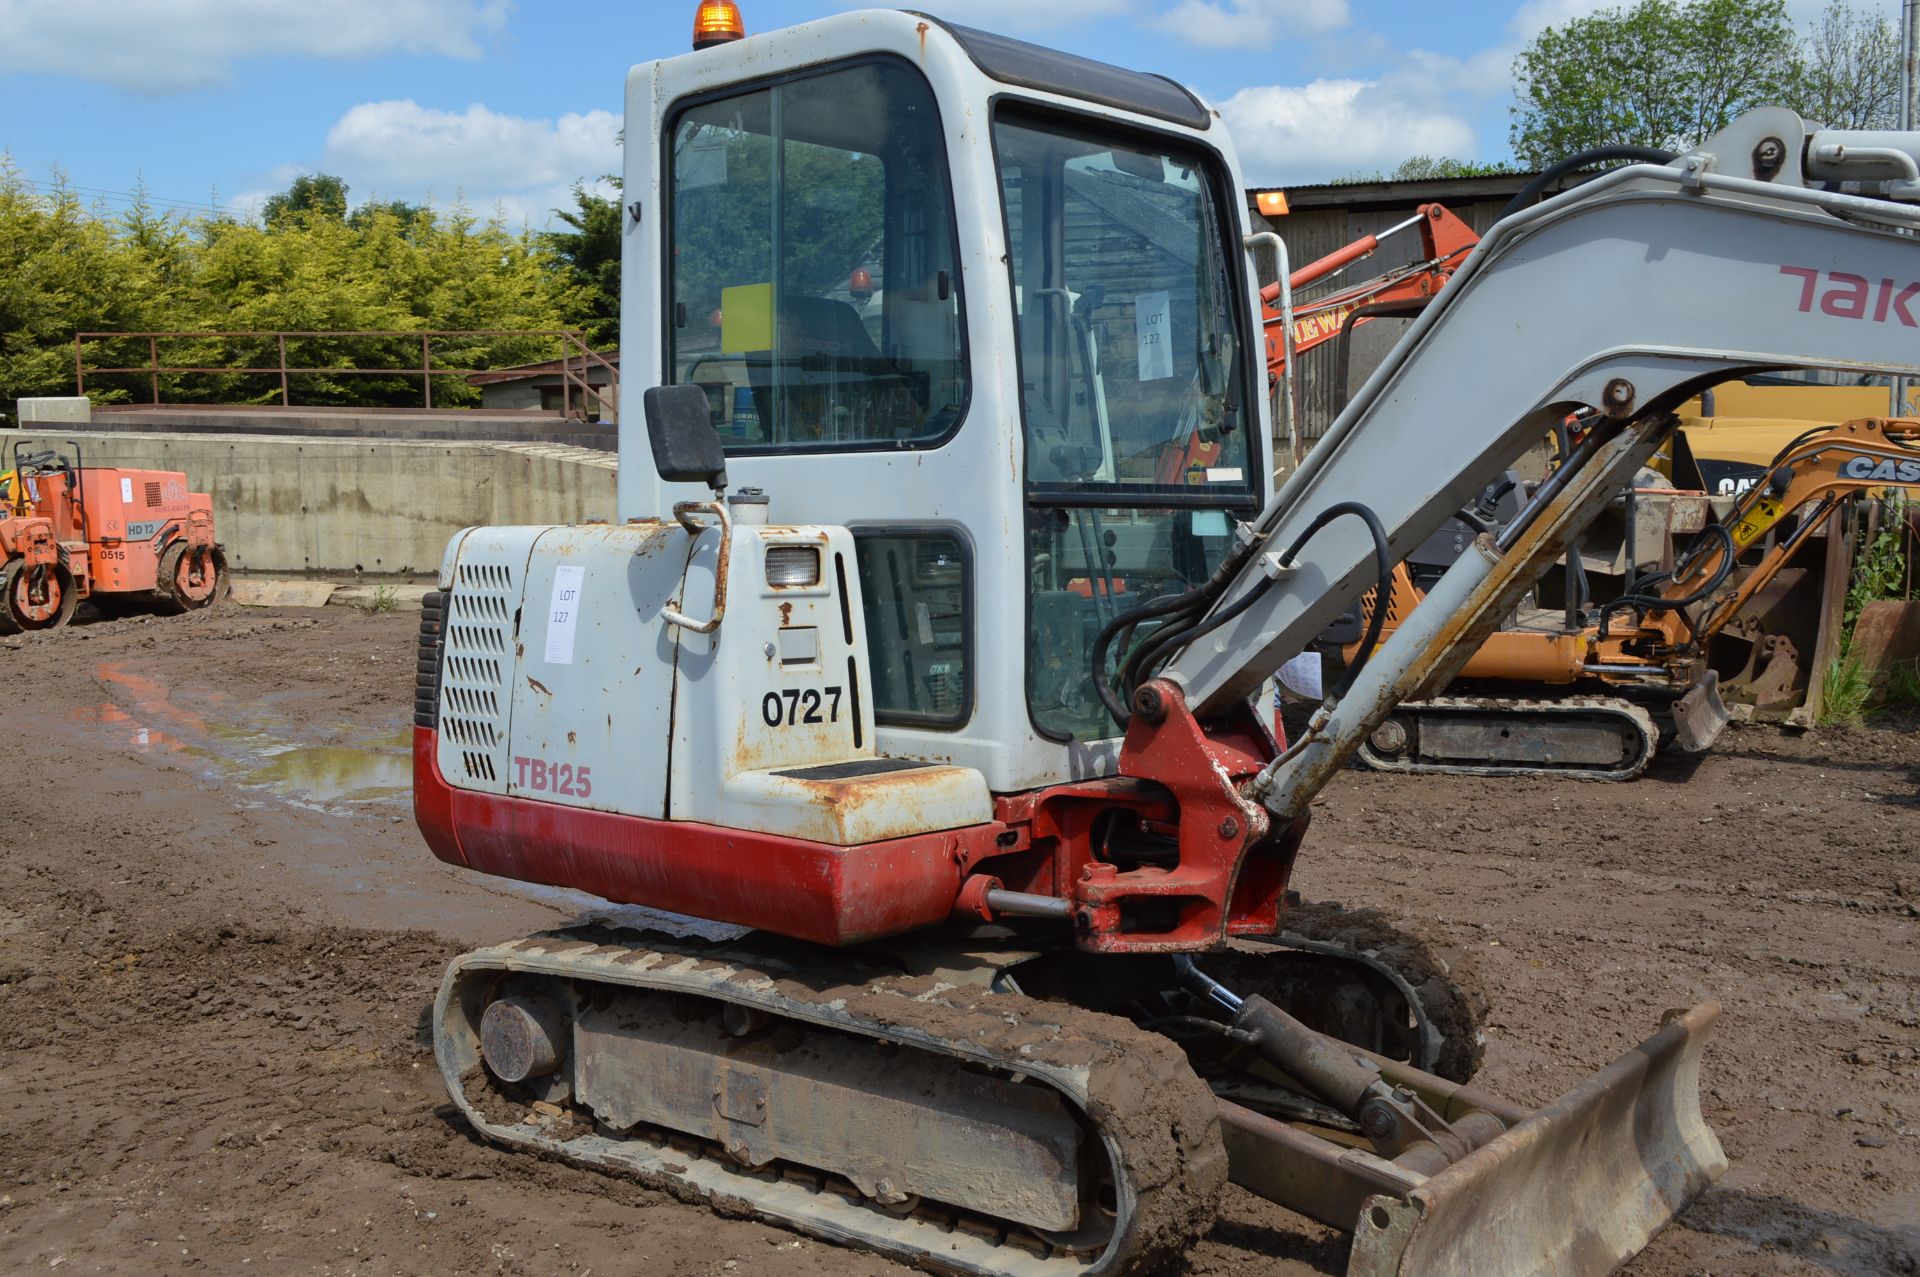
top-left (996, 113), bottom-right (1255, 496)
top-left (997, 111), bottom-right (1257, 741)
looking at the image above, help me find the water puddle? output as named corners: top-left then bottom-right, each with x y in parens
top-left (75, 660), bottom-right (414, 812)
top-left (68, 703), bottom-right (203, 757)
top-left (246, 747), bottom-right (413, 805)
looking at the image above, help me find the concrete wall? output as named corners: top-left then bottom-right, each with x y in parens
top-left (1, 429), bottom-right (617, 574)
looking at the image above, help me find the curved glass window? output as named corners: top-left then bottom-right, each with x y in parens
top-left (996, 113), bottom-right (1256, 499)
top-left (668, 61), bottom-right (967, 451)
top-left (998, 110), bottom-right (1258, 741)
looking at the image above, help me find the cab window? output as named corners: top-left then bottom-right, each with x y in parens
top-left (668, 60), bottom-right (967, 451)
top-left (854, 531), bottom-right (970, 728)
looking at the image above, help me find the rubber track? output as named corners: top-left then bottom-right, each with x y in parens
top-left (435, 928), bottom-right (1229, 1277)
top-left (1357, 695), bottom-right (1659, 781)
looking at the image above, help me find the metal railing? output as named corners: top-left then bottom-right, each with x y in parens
top-left (74, 329), bottom-right (618, 423)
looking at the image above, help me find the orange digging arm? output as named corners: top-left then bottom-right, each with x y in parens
top-left (1689, 417), bottom-right (1920, 638)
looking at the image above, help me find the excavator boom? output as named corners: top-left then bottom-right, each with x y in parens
top-left (1264, 202), bottom-right (1479, 368)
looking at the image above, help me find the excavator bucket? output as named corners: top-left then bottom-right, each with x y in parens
top-left (1347, 1001), bottom-right (1726, 1276)
top-left (1669, 671), bottom-right (1732, 755)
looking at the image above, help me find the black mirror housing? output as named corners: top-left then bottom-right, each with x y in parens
top-left (643, 384), bottom-right (729, 491)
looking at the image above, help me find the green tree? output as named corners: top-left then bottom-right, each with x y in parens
top-left (1388, 156), bottom-right (1525, 180)
top-left (0, 159), bottom-right (159, 407)
top-left (348, 197), bottom-right (431, 233)
top-left (543, 180), bottom-right (622, 346)
top-left (1793, 0), bottom-right (1901, 129)
top-left (0, 156), bottom-right (607, 414)
top-left (262, 173), bottom-right (349, 229)
top-left (1510, 0), bottom-right (1801, 165)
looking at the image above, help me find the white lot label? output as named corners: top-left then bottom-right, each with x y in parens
top-left (1135, 290), bottom-right (1173, 381)
top-left (120, 477), bottom-right (134, 504)
top-left (544, 566), bottom-right (587, 665)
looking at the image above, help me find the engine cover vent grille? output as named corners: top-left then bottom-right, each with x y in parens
top-left (439, 558), bottom-right (519, 790)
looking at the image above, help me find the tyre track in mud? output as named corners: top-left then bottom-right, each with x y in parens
top-left (1, 607), bottom-right (1916, 1276)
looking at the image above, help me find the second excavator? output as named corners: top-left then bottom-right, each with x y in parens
top-left (1346, 415), bottom-right (1920, 778)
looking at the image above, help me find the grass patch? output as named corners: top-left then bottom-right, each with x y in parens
top-left (369, 584), bottom-right (400, 614)
top-left (1885, 657), bottom-right (1920, 711)
top-left (1818, 651), bottom-right (1873, 727)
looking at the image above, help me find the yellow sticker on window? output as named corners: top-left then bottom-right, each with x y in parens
top-left (720, 282), bottom-right (775, 353)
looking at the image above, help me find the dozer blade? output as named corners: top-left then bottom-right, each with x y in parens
top-left (1669, 671), bottom-right (1731, 754)
top-left (1348, 1000), bottom-right (1726, 1277)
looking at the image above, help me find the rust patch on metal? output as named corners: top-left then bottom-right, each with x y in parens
top-left (527, 676), bottom-right (552, 697)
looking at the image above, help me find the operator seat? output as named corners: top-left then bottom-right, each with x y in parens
top-left (746, 295), bottom-right (899, 443)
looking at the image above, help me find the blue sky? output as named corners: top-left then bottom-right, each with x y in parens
top-left (0, 0), bottom-right (1850, 227)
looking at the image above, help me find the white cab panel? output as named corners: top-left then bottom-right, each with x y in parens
top-left (504, 521), bottom-right (688, 819)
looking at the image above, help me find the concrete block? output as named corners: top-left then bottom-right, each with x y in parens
top-left (17, 397), bottom-right (92, 423)
top-left (328, 583), bottom-right (433, 611)
top-left (232, 579), bottom-right (339, 608)
top-left (0, 428), bottom-right (618, 574)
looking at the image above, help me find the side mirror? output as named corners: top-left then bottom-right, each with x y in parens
top-left (643, 384), bottom-right (728, 492)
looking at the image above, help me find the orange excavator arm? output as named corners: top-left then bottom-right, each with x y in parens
top-left (1157, 203), bottom-right (1480, 487)
top-left (1264, 202), bottom-right (1480, 375)
top-left (1612, 417), bottom-right (1920, 647)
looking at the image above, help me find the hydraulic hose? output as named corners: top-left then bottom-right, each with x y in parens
top-left (1091, 584), bottom-right (1210, 728)
top-left (1288, 502), bottom-right (1394, 702)
top-left (1097, 501), bottom-right (1394, 729)
top-left (1153, 502), bottom-right (1393, 705)
top-left (1500, 145), bottom-right (1679, 221)
top-left (1595, 521), bottom-right (1737, 635)
top-left (1090, 515), bottom-right (1276, 728)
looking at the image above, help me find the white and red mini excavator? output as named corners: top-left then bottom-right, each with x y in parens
top-left (410, 6), bottom-right (1920, 1274)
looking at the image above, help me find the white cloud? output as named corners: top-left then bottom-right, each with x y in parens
top-left (1221, 78), bottom-right (1477, 181)
top-left (1150, 0), bottom-right (1349, 45)
top-left (1398, 46), bottom-right (1519, 102)
top-left (298, 99), bottom-right (618, 227)
top-left (1508, 0), bottom-right (1614, 39)
top-left (0, 0), bottom-right (511, 93)
top-left (324, 100), bottom-right (618, 196)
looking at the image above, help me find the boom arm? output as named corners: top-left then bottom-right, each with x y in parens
top-left (1265, 203), bottom-right (1479, 369)
top-left (1127, 110), bottom-right (1920, 821)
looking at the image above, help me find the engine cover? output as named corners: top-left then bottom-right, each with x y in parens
top-left (428, 519), bottom-right (990, 848)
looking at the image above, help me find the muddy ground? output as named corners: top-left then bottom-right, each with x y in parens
top-left (0, 605), bottom-right (1914, 1276)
